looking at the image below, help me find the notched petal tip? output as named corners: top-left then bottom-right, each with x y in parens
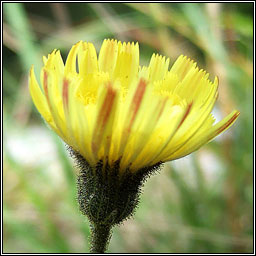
top-left (171, 54), bottom-right (197, 81)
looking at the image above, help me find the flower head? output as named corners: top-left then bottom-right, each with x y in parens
top-left (29, 40), bottom-right (240, 250)
top-left (29, 39), bottom-right (239, 173)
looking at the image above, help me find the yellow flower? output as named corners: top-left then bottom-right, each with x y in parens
top-left (29, 39), bottom-right (239, 173)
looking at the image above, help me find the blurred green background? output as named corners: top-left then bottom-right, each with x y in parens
top-left (3, 2), bottom-right (253, 253)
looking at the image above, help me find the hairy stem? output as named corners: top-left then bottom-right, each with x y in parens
top-left (90, 223), bottom-right (112, 253)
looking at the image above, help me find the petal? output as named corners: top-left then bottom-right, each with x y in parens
top-left (41, 68), bottom-right (67, 139)
top-left (62, 77), bottom-right (96, 165)
top-left (98, 39), bottom-right (119, 76)
top-left (138, 65), bottom-right (150, 81)
top-left (116, 79), bottom-right (148, 169)
top-left (54, 50), bottom-right (65, 75)
top-left (153, 71), bottom-right (180, 95)
top-left (122, 96), bottom-right (168, 171)
top-left (158, 76), bottom-right (218, 161)
top-left (91, 83), bottom-right (118, 161)
top-left (164, 110), bottom-right (240, 161)
top-left (78, 42), bottom-right (98, 75)
top-left (174, 65), bottom-right (218, 107)
top-left (143, 102), bottom-right (193, 167)
top-left (148, 53), bottom-right (170, 82)
top-left (112, 41), bottom-right (139, 88)
top-left (75, 71), bottom-right (110, 106)
top-left (129, 98), bottom-right (186, 171)
top-left (64, 41), bottom-right (82, 75)
top-left (29, 66), bottom-right (56, 130)
top-left (170, 55), bottom-right (196, 81)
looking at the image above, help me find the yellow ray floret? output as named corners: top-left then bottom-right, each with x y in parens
top-left (29, 39), bottom-right (240, 173)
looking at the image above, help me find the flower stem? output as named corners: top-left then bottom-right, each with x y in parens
top-left (90, 223), bottom-right (112, 253)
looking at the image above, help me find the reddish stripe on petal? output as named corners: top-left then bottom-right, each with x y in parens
top-left (214, 111), bottom-right (240, 137)
top-left (127, 79), bottom-right (147, 132)
top-left (62, 78), bottom-right (69, 110)
top-left (92, 83), bottom-right (116, 154)
top-left (43, 70), bottom-right (49, 101)
top-left (177, 102), bottom-right (193, 129)
top-left (156, 98), bottom-right (168, 121)
top-left (99, 84), bottom-right (116, 128)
